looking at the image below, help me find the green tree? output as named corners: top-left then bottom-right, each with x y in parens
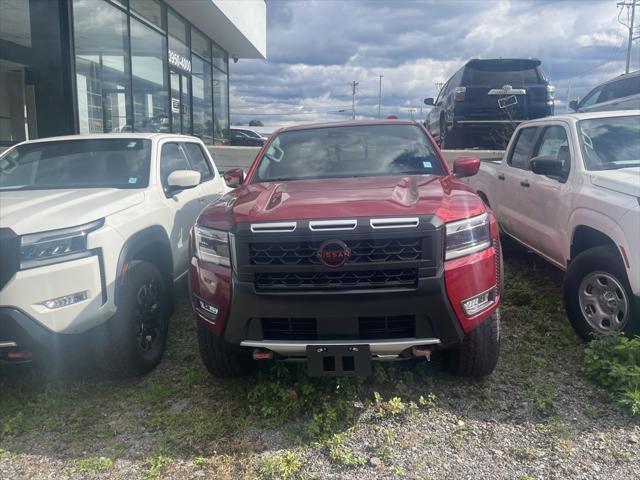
top-left (249, 119), bottom-right (264, 127)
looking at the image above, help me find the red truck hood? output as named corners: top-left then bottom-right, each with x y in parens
top-left (198, 175), bottom-right (486, 229)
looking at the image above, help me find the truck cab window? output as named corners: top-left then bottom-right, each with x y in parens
top-left (508, 127), bottom-right (538, 170)
top-left (535, 125), bottom-right (571, 179)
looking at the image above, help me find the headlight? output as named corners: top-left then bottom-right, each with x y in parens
top-left (20, 219), bottom-right (104, 269)
top-left (445, 213), bottom-right (491, 260)
top-left (194, 226), bottom-right (230, 267)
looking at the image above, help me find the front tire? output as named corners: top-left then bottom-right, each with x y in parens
top-left (96, 261), bottom-right (169, 376)
top-left (564, 246), bottom-right (638, 339)
top-left (197, 321), bottom-right (255, 377)
top-left (446, 310), bottom-right (500, 377)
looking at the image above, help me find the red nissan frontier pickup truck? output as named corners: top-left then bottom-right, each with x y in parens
top-left (189, 120), bottom-right (502, 377)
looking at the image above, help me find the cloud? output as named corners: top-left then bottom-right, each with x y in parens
top-left (230, 0), bottom-right (635, 126)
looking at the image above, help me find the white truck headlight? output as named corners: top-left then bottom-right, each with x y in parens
top-left (445, 213), bottom-right (491, 260)
top-left (20, 219), bottom-right (103, 269)
top-left (194, 226), bottom-right (230, 267)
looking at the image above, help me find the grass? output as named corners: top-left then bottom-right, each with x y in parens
top-left (0, 245), bottom-right (638, 478)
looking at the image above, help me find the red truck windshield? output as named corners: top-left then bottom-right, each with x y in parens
top-left (252, 124), bottom-right (445, 182)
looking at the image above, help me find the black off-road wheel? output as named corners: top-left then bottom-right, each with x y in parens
top-left (95, 261), bottom-right (169, 377)
top-left (446, 310), bottom-right (500, 377)
top-left (197, 321), bottom-right (255, 377)
top-left (564, 246), bottom-right (638, 340)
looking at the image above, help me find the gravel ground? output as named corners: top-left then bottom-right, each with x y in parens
top-left (1, 246), bottom-right (638, 480)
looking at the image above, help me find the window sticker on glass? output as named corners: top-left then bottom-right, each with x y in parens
top-left (423, 161), bottom-right (432, 168)
top-left (128, 142), bottom-right (138, 148)
top-left (128, 177), bottom-right (138, 184)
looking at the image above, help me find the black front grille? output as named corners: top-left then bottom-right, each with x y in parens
top-left (263, 317), bottom-right (317, 340)
top-left (0, 229), bottom-right (20, 290)
top-left (249, 238), bottom-right (423, 266)
top-left (260, 315), bottom-right (417, 341)
top-left (255, 269), bottom-right (418, 292)
top-left (359, 315), bottom-right (416, 339)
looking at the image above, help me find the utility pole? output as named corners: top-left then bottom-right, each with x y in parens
top-left (350, 81), bottom-right (359, 120)
top-left (377, 75), bottom-right (383, 119)
top-left (618, 0), bottom-right (638, 73)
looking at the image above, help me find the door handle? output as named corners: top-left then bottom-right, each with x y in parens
top-left (498, 173), bottom-right (505, 180)
top-left (520, 180), bottom-right (530, 188)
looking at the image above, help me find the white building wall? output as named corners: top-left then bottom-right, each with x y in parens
top-left (212, 0), bottom-right (266, 59)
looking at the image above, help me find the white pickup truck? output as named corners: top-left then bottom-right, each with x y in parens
top-left (466, 110), bottom-right (639, 339)
top-left (0, 134), bottom-right (227, 375)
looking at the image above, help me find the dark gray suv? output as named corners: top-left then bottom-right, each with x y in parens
top-left (424, 58), bottom-right (555, 149)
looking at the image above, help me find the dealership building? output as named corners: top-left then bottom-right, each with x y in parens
top-left (0, 0), bottom-right (266, 146)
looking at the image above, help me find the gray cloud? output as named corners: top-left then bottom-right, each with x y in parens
top-left (230, 0), bottom-right (638, 126)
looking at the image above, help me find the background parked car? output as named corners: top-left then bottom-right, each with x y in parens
top-left (228, 127), bottom-right (267, 147)
top-left (569, 70), bottom-right (640, 113)
top-left (424, 58), bottom-right (555, 149)
top-left (465, 110), bottom-right (639, 339)
top-left (0, 134), bottom-right (226, 375)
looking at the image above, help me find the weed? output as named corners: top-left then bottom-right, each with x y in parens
top-left (145, 453), bottom-right (173, 480)
top-left (513, 446), bottom-right (544, 461)
top-left (326, 433), bottom-right (366, 467)
top-left (525, 379), bottom-right (555, 416)
top-left (261, 451), bottom-right (302, 480)
top-left (584, 334), bottom-right (640, 415)
top-left (74, 456), bottom-right (113, 474)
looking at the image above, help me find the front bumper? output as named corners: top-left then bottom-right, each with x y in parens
top-left (0, 307), bottom-right (67, 362)
top-left (190, 214), bottom-right (501, 358)
top-left (0, 254), bottom-right (115, 335)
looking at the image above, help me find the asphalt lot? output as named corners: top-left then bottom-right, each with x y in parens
top-left (1, 244), bottom-right (638, 479)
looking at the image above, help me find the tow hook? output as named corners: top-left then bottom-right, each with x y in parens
top-left (252, 348), bottom-right (273, 360)
top-left (412, 346), bottom-right (432, 361)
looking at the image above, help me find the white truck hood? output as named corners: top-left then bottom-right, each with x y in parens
top-left (0, 188), bottom-right (145, 235)
top-left (590, 168), bottom-right (640, 198)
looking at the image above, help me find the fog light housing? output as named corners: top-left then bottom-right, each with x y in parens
top-left (42, 291), bottom-right (88, 310)
top-left (461, 288), bottom-right (496, 316)
top-left (195, 297), bottom-right (219, 320)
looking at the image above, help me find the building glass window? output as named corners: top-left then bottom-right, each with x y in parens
top-left (130, 0), bottom-right (163, 30)
top-left (192, 56), bottom-right (213, 143)
top-left (74, 0), bottom-right (131, 133)
top-left (212, 42), bottom-right (228, 72)
top-left (212, 67), bottom-right (228, 143)
top-left (191, 29), bottom-right (211, 61)
top-left (131, 18), bottom-right (169, 133)
top-left (168, 10), bottom-right (188, 52)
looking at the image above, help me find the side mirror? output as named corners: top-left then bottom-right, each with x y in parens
top-left (223, 167), bottom-right (245, 188)
top-left (167, 170), bottom-right (200, 193)
top-left (530, 156), bottom-right (565, 178)
top-left (424, 98), bottom-right (435, 106)
top-left (569, 100), bottom-right (579, 111)
top-left (453, 156), bottom-right (480, 178)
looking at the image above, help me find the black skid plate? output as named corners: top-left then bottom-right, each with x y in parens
top-left (307, 344), bottom-right (371, 377)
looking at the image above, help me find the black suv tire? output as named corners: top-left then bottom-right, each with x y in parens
top-left (197, 321), bottom-right (255, 377)
top-left (95, 261), bottom-right (169, 376)
top-left (446, 310), bottom-right (500, 377)
top-left (564, 245), bottom-right (638, 340)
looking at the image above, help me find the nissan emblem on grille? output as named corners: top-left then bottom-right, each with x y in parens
top-left (316, 240), bottom-right (351, 268)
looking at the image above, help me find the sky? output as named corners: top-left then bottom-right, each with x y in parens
top-left (229, 0), bottom-right (640, 127)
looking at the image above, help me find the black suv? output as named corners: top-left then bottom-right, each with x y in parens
top-left (424, 58), bottom-right (554, 149)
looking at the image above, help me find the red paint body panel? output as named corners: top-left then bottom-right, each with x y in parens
top-left (190, 258), bottom-right (231, 336)
top-left (444, 247), bottom-right (500, 333)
